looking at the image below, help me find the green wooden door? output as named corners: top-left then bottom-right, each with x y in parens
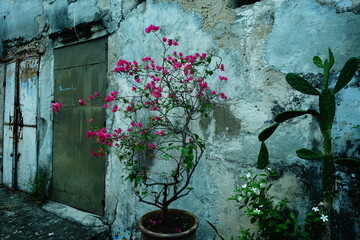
top-left (53, 38), bottom-right (107, 215)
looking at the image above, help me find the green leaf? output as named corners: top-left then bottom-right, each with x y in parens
top-left (258, 123), bottom-right (279, 142)
top-left (319, 88), bottom-right (335, 133)
top-left (275, 111), bottom-right (308, 123)
top-left (333, 57), bottom-right (359, 94)
top-left (290, 212), bottom-right (296, 219)
top-left (206, 220), bottom-right (227, 240)
top-left (324, 59), bottom-right (330, 87)
top-left (313, 56), bottom-right (324, 68)
top-left (335, 158), bottom-right (360, 168)
top-left (257, 142), bottom-right (269, 169)
top-left (328, 48), bottom-right (335, 69)
top-left (286, 73), bottom-right (320, 95)
top-left (296, 148), bottom-right (325, 160)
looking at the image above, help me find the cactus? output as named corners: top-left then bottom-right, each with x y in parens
top-left (257, 48), bottom-right (359, 204)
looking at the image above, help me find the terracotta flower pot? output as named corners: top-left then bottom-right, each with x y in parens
top-left (138, 209), bottom-right (199, 240)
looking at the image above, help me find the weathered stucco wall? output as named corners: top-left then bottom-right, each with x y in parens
top-left (0, 0), bottom-right (359, 239)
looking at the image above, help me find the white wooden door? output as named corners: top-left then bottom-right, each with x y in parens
top-left (2, 57), bottom-right (39, 191)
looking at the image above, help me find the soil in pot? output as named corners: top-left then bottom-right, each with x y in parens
top-left (142, 211), bottom-right (195, 234)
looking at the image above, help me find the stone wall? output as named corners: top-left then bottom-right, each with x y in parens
top-left (0, 0), bottom-right (359, 239)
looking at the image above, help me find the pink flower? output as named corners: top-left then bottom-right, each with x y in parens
top-left (155, 130), bottom-right (165, 135)
top-left (151, 116), bottom-right (160, 121)
top-left (132, 87), bottom-right (137, 91)
top-left (162, 37), bottom-right (167, 42)
top-left (114, 128), bottom-right (122, 134)
top-left (88, 95), bottom-right (94, 100)
top-left (135, 78), bottom-right (141, 83)
top-left (220, 92), bottom-right (228, 99)
top-left (131, 122), bottom-right (137, 127)
top-left (79, 99), bottom-right (87, 106)
top-left (86, 130), bottom-right (96, 138)
top-left (211, 91), bottom-right (217, 95)
top-left (51, 102), bottom-right (63, 113)
top-left (89, 118), bottom-right (94, 123)
top-left (152, 106), bottom-right (158, 111)
top-left (151, 90), bottom-right (162, 98)
top-left (218, 75), bottom-right (228, 81)
top-left (103, 104), bottom-right (108, 109)
top-left (138, 122), bottom-right (143, 127)
top-left (112, 105), bottom-right (118, 112)
top-left (105, 95), bottom-right (116, 103)
top-left (220, 64), bottom-right (225, 71)
top-left (149, 144), bottom-right (156, 149)
top-left (94, 92), bottom-right (100, 97)
top-left (145, 24), bottom-right (160, 33)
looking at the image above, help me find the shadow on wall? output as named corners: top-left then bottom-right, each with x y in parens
top-left (228, 0), bottom-right (262, 8)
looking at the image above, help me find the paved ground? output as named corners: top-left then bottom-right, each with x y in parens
top-left (0, 185), bottom-right (111, 240)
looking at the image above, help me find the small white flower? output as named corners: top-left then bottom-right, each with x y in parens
top-left (242, 183), bottom-right (247, 188)
top-left (259, 205), bottom-right (263, 208)
top-left (237, 196), bottom-right (243, 201)
top-left (312, 207), bottom-right (319, 212)
top-left (260, 183), bottom-right (266, 188)
top-left (253, 208), bottom-right (261, 214)
top-left (320, 214), bottom-right (328, 222)
top-left (267, 167), bottom-right (272, 171)
top-left (246, 173), bottom-right (252, 179)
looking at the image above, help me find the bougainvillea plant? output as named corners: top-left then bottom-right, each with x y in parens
top-left (53, 25), bottom-right (228, 226)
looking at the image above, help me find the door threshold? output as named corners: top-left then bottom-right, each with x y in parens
top-left (42, 201), bottom-right (108, 231)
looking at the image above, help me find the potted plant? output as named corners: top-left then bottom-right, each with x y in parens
top-left (83, 25), bottom-right (228, 239)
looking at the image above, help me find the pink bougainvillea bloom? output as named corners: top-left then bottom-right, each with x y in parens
top-left (138, 122), bottom-right (143, 127)
top-left (211, 91), bottom-right (217, 95)
top-left (94, 92), bottom-right (100, 96)
top-left (105, 95), bottom-right (116, 103)
top-left (111, 91), bottom-right (118, 96)
top-left (51, 102), bottom-right (63, 112)
top-left (127, 128), bottom-right (132, 132)
top-left (79, 99), bottom-right (87, 106)
top-left (155, 130), bottom-right (165, 135)
top-left (162, 37), bottom-right (167, 42)
top-left (114, 128), bottom-right (122, 134)
top-left (189, 138), bottom-right (193, 142)
top-left (151, 90), bottom-right (162, 98)
top-left (220, 64), bottom-right (225, 71)
top-left (88, 95), bottom-right (94, 100)
top-left (149, 144), bottom-right (156, 149)
top-left (112, 105), bottom-right (118, 112)
top-left (151, 116), bottom-right (160, 121)
top-left (132, 87), bottom-right (137, 91)
top-left (89, 118), bottom-right (94, 123)
top-left (103, 104), bottom-right (108, 109)
top-left (135, 78), bottom-right (141, 83)
top-left (92, 151), bottom-right (99, 157)
top-left (152, 106), bottom-right (158, 111)
top-left (131, 122), bottom-right (137, 127)
top-left (218, 75), bottom-right (228, 81)
top-left (220, 92), bottom-right (228, 99)
top-left (144, 24), bottom-right (160, 33)
top-left (126, 105), bottom-right (132, 111)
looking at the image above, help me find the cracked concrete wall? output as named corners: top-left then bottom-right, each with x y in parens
top-left (0, 0), bottom-right (359, 239)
